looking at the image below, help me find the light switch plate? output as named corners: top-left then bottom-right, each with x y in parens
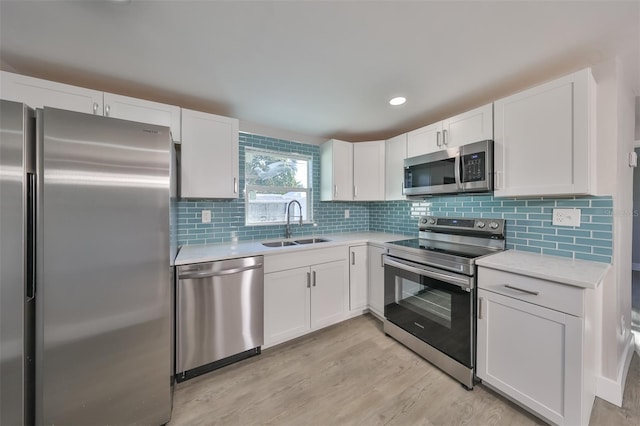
top-left (344, 209), bottom-right (350, 219)
top-left (552, 208), bottom-right (580, 227)
top-left (201, 209), bottom-right (212, 223)
top-left (629, 151), bottom-right (637, 167)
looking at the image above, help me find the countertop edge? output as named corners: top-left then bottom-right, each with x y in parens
top-left (476, 252), bottom-right (610, 290)
top-left (175, 232), bottom-right (410, 265)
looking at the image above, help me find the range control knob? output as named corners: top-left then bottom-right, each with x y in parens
top-left (489, 222), bottom-right (500, 230)
top-left (420, 218), bottom-right (428, 224)
top-left (476, 221), bottom-right (486, 229)
top-left (428, 218), bottom-right (436, 225)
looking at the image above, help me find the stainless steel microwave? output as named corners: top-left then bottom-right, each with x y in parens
top-left (403, 140), bottom-right (493, 197)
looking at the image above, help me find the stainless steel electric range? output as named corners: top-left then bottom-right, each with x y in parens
top-left (383, 216), bottom-right (506, 389)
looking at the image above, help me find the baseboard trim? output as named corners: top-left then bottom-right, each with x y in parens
top-left (596, 334), bottom-right (635, 406)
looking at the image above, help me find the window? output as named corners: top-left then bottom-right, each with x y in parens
top-left (245, 147), bottom-right (312, 225)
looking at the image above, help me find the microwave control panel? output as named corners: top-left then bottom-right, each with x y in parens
top-left (461, 152), bottom-right (486, 182)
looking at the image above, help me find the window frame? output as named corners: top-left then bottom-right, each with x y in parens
top-left (244, 147), bottom-right (314, 226)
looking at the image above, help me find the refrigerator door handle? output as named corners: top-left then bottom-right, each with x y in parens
top-left (27, 172), bottom-right (36, 300)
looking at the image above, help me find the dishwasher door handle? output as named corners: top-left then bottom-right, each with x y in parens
top-left (179, 263), bottom-right (263, 280)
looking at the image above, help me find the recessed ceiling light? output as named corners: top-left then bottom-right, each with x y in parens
top-left (389, 96), bottom-right (406, 106)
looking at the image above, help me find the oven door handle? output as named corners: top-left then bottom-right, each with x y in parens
top-left (384, 257), bottom-right (472, 290)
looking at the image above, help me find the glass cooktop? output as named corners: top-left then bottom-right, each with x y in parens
top-left (387, 238), bottom-right (495, 259)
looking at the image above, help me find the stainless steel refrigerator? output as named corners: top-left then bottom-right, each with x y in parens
top-left (0, 100), bottom-right (175, 425)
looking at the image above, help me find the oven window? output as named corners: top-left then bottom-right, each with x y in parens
top-left (397, 278), bottom-right (452, 329)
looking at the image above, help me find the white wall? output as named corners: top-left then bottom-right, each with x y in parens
top-left (592, 54), bottom-right (638, 404)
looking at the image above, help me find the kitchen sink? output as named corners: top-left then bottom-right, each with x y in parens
top-left (261, 241), bottom-right (297, 247)
top-left (293, 238), bottom-right (330, 244)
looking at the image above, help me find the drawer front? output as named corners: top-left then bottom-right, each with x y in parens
top-left (478, 267), bottom-right (584, 317)
top-left (264, 246), bottom-right (346, 273)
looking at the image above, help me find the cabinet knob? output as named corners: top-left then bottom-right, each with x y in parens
top-left (92, 102), bottom-right (99, 114)
top-left (105, 104), bottom-right (111, 117)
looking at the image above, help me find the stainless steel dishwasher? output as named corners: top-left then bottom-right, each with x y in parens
top-left (176, 255), bottom-right (264, 381)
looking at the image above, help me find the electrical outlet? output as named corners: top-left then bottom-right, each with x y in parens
top-left (344, 209), bottom-right (350, 219)
top-left (552, 208), bottom-right (580, 227)
top-left (201, 209), bottom-right (211, 223)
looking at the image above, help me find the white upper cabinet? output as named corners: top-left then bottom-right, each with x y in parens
top-left (103, 93), bottom-right (181, 142)
top-left (493, 68), bottom-right (596, 197)
top-left (321, 139), bottom-right (353, 201)
top-left (321, 139), bottom-right (385, 201)
top-left (180, 108), bottom-right (239, 199)
top-left (406, 103), bottom-right (493, 157)
top-left (442, 103), bottom-right (493, 148)
top-left (0, 71), bottom-right (181, 141)
top-left (385, 133), bottom-right (407, 200)
top-left (407, 121), bottom-right (442, 157)
top-left (353, 140), bottom-right (385, 201)
top-left (1, 70), bottom-right (103, 115)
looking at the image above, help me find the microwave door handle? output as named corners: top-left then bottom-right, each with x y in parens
top-left (455, 153), bottom-right (461, 188)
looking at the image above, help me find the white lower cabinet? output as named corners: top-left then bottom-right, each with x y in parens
top-left (367, 245), bottom-right (387, 318)
top-left (348, 245), bottom-right (368, 311)
top-left (264, 253), bottom-right (348, 348)
top-left (477, 267), bottom-right (596, 426)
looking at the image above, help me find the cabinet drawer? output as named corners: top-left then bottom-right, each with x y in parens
top-left (478, 267), bottom-right (584, 317)
top-left (264, 246), bottom-right (346, 273)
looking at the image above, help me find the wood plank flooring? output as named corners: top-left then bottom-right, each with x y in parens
top-left (169, 314), bottom-right (640, 426)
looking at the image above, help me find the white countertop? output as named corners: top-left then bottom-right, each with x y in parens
top-left (476, 250), bottom-right (610, 289)
top-left (175, 232), bottom-right (410, 265)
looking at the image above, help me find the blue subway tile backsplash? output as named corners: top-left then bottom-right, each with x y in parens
top-left (177, 133), bottom-right (613, 264)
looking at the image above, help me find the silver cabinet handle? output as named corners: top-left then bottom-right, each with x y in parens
top-left (494, 171), bottom-right (502, 190)
top-left (504, 284), bottom-right (539, 296)
top-left (478, 297), bottom-right (484, 319)
top-left (442, 129), bottom-right (448, 146)
top-left (454, 153), bottom-right (462, 190)
top-left (312, 270), bottom-right (317, 287)
top-left (233, 177), bottom-right (238, 193)
top-left (381, 253), bottom-right (385, 268)
top-left (105, 104), bottom-right (110, 116)
top-left (179, 263), bottom-right (262, 279)
top-left (351, 251), bottom-right (355, 265)
top-left (307, 272), bottom-right (311, 288)
top-left (334, 184), bottom-right (338, 197)
top-left (92, 102), bottom-right (99, 114)
top-left (354, 185), bottom-right (357, 198)
top-left (436, 131), bottom-right (441, 147)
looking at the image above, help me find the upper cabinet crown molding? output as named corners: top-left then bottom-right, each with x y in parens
top-left (407, 103), bottom-right (493, 158)
top-left (493, 68), bottom-right (596, 197)
top-left (0, 70), bottom-right (182, 141)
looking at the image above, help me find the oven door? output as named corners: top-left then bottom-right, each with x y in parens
top-left (383, 255), bottom-right (474, 368)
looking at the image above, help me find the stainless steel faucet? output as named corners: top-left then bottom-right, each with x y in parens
top-left (284, 200), bottom-right (303, 239)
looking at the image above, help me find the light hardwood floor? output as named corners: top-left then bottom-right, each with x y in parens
top-left (169, 314), bottom-right (640, 426)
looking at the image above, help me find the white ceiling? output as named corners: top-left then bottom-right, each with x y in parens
top-left (0, 0), bottom-right (638, 143)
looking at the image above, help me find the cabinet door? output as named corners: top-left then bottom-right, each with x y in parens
top-left (349, 245), bottom-right (368, 311)
top-left (407, 121), bottom-right (442, 157)
top-left (310, 260), bottom-right (349, 329)
top-left (180, 108), bottom-right (239, 199)
top-left (1, 70), bottom-right (102, 115)
top-left (353, 140), bottom-right (385, 201)
top-left (264, 267), bottom-right (311, 347)
top-left (367, 245), bottom-right (387, 317)
top-left (442, 103), bottom-right (493, 148)
top-left (494, 69), bottom-right (594, 197)
top-left (385, 133), bottom-right (407, 200)
top-left (103, 93), bottom-right (181, 142)
top-left (320, 139), bottom-right (353, 201)
top-left (477, 289), bottom-right (583, 426)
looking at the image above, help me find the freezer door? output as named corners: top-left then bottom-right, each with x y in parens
top-left (0, 100), bottom-right (34, 426)
top-left (35, 107), bottom-right (172, 425)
